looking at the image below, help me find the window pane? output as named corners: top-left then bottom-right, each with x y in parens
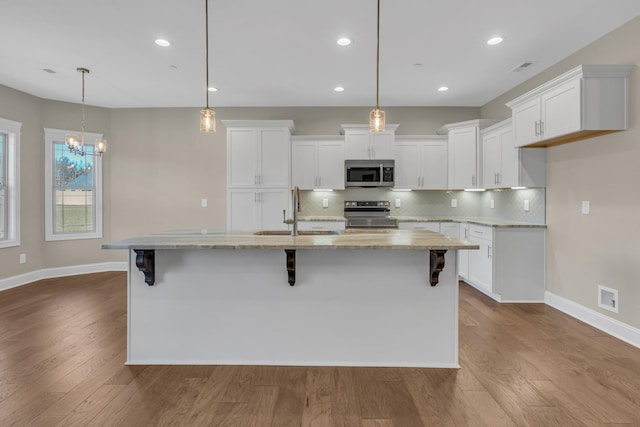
top-left (0, 187), bottom-right (5, 239)
top-left (55, 189), bottom-right (95, 233)
top-left (55, 142), bottom-right (94, 188)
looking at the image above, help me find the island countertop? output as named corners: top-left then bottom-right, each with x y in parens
top-left (101, 229), bottom-right (479, 251)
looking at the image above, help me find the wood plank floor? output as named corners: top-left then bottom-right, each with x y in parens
top-left (1, 272), bottom-right (639, 426)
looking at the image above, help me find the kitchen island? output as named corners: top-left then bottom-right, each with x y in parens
top-left (102, 229), bottom-right (478, 367)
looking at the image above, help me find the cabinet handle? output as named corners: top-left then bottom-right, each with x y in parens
top-left (471, 174), bottom-right (476, 186)
top-left (318, 176), bottom-right (321, 187)
top-left (535, 121), bottom-right (539, 137)
top-left (254, 192), bottom-right (258, 203)
top-left (496, 172), bottom-right (500, 185)
top-left (254, 175), bottom-right (258, 185)
top-left (540, 120), bottom-right (544, 136)
top-left (488, 245), bottom-right (492, 258)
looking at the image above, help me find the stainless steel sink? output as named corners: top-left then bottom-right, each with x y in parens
top-left (253, 230), bottom-right (339, 236)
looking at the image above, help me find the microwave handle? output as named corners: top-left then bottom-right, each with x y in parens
top-left (380, 164), bottom-right (383, 184)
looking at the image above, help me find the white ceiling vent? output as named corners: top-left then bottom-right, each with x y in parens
top-left (42, 68), bottom-right (57, 74)
top-left (510, 62), bottom-right (534, 72)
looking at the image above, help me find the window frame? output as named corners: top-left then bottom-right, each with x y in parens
top-left (44, 128), bottom-right (103, 241)
top-left (0, 117), bottom-right (21, 249)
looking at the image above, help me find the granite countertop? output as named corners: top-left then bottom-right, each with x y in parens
top-left (101, 229), bottom-right (478, 251)
top-left (393, 216), bottom-right (547, 228)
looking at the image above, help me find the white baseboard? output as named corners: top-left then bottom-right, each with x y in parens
top-left (545, 290), bottom-right (640, 349)
top-left (0, 262), bottom-right (128, 292)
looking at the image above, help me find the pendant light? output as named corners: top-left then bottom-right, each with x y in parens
top-left (65, 68), bottom-right (107, 156)
top-left (199, 0), bottom-right (216, 132)
top-left (369, 0), bottom-right (385, 132)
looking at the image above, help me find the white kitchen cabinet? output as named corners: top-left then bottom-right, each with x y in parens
top-left (398, 222), bottom-right (440, 232)
top-left (458, 223), bottom-right (470, 280)
top-left (481, 119), bottom-right (546, 189)
top-left (227, 188), bottom-right (290, 231)
top-left (342, 124), bottom-right (399, 159)
top-left (439, 222), bottom-right (459, 239)
top-left (507, 64), bottom-right (633, 148)
top-left (225, 120), bottom-right (294, 188)
top-left (395, 136), bottom-right (447, 189)
top-left (438, 119), bottom-right (501, 189)
top-left (463, 223), bottom-right (545, 302)
top-left (292, 136), bottom-right (345, 190)
top-left (297, 220), bottom-right (345, 231)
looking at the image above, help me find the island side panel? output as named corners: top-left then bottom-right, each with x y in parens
top-left (127, 248), bottom-right (459, 367)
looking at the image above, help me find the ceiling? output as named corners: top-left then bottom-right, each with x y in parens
top-left (1, 0), bottom-right (639, 109)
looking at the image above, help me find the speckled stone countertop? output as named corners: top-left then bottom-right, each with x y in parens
top-left (101, 229), bottom-right (478, 251)
top-left (393, 216), bottom-right (547, 228)
top-left (298, 215), bottom-right (545, 228)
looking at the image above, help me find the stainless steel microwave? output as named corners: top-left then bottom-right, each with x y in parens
top-left (345, 159), bottom-right (394, 188)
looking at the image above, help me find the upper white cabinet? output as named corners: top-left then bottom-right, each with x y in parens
top-left (481, 119), bottom-right (546, 189)
top-left (341, 124), bottom-right (399, 159)
top-left (506, 64), bottom-right (634, 148)
top-left (395, 136), bottom-right (447, 189)
top-left (438, 119), bottom-right (501, 189)
top-left (225, 120), bottom-right (295, 188)
top-left (292, 136), bottom-right (345, 190)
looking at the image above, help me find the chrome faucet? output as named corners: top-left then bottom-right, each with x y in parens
top-left (283, 186), bottom-right (301, 236)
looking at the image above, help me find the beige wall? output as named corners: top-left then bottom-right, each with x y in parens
top-left (482, 16), bottom-right (640, 328)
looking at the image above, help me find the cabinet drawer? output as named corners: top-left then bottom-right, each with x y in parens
top-left (297, 221), bottom-right (345, 231)
top-left (469, 224), bottom-right (493, 241)
top-left (398, 222), bottom-right (440, 232)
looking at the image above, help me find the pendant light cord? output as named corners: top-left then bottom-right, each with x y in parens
top-left (81, 69), bottom-right (86, 146)
top-left (205, 0), bottom-right (210, 110)
top-left (375, 0), bottom-right (380, 109)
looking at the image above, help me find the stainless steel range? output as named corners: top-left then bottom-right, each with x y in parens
top-left (344, 201), bottom-right (399, 229)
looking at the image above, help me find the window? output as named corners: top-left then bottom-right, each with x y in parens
top-left (45, 128), bottom-right (103, 241)
top-left (0, 117), bottom-right (21, 249)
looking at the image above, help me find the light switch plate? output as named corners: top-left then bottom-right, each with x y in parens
top-left (201, 198), bottom-right (208, 208)
top-left (322, 198), bottom-right (329, 208)
top-left (490, 199), bottom-right (495, 209)
top-left (395, 198), bottom-right (401, 208)
top-left (582, 200), bottom-right (590, 214)
top-left (524, 200), bottom-right (530, 211)
top-left (19, 253), bottom-right (26, 264)
top-left (451, 199), bottom-right (457, 208)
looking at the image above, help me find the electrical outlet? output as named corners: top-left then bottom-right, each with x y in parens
top-left (322, 198), bottom-right (329, 208)
top-left (524, 200), bottom-right (530, 211)
top-left (451, 199), bottom-right (457, 208)
top-left (395, 198), bottom-right (401, 208)
top-left (490, 199), bottom-right (494, 209)
top-left (582, 200), bottom-right (590, 215)
top-left (19, 253), bottom-right (26, 264)
top-left (201, 198), bottom-right (208, 208)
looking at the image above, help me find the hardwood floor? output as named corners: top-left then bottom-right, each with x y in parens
top-left (1, 272), bottom-right (639, 426)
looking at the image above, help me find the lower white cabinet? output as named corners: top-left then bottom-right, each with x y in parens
top-left (462, 223), bottom-right (545, 302)
top-left (227, 189), bottom-right (290, 231)
top-left (297, 220), bottom-right (346, 231)
top-left (398, 222), bottom-right (440, 232)
top-left (439, 222), bottom-right (459, 239)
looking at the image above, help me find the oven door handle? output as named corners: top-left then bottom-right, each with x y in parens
top-left (379, 164), bottom-right (383, 184)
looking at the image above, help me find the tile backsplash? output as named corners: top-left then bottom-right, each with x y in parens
top-left (299, 188), bottom-right (546, 224)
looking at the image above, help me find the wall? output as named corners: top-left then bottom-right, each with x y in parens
top-left (481, 16), bottom-right (640, 329)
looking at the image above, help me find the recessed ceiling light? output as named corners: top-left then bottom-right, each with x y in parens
top-left (334, 86), bottom-right (345, 92)
top-left (208, 87), bottom-right (218, 92)
top-left (155, 39), bottom-right (171, 47)
top-left (337, 38), bottom-right (351, 46)
top-left (487, 36), bottom-right (503, 45)
top-left (438, 86), bottom-right (449, 92)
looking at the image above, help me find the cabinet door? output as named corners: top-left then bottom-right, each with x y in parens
top-left (458, 223), bottom-right (469, 280)
top-left (440, 222), bottom-right (459, 238)
top-left (469, 236), bottom-right (493, 293)
top-left (541, 78), bottom-right (581, 140)
top-left (448, 127), bottom-right (477, 189)
top-left (395, 142), bottom-right (421, 189)
top-left (482, 131), bottom-right (501, 189)
top-left (421, 141), bottom-right (447, 189)
top-left (228, 129), bottom-right (257, 187)
top-left (259, 128), bottom-right (290, 187)
top-left (292, 141), bottom-right (318, 190)
top-left (398, 222), bottom-right (440, 232)
top-left (228, 189), bottom-right (259, 230)
top-left (498, 128), bottom-right (519, 188)
top-left (512, 97), bottom-right (541, 148)
top-left (317, 140), bottom-right (345, 189)
top-left (258, 189), bottom-right (290, 230)
top-left (370, 131), bottom-right (394, 159)
top-left (345, 130), bottom-right (372, 159)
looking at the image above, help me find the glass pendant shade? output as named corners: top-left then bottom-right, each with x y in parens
top-left (66, 134), bottom-right (80, 151)
top-left (200, 107), bottom-right (216, 132)
top-left (369, 107), bottom-right (385, 132)
top-left (96, 139), bottom-right (107, 155)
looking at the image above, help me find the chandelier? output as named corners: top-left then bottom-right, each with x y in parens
top-left (65, 68), bottom-right (106, 156)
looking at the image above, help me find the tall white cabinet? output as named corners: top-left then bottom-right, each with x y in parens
top-left (291, 136), bottom-right (345, 190)
top-left (395, 136), bottom-right (447, 189)
top-left (481, 119), bottom-right (546, 189)
top-left (224, 120), bottom-right (294, 231)
top-left (438, 119), bottom-right (500, 189)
